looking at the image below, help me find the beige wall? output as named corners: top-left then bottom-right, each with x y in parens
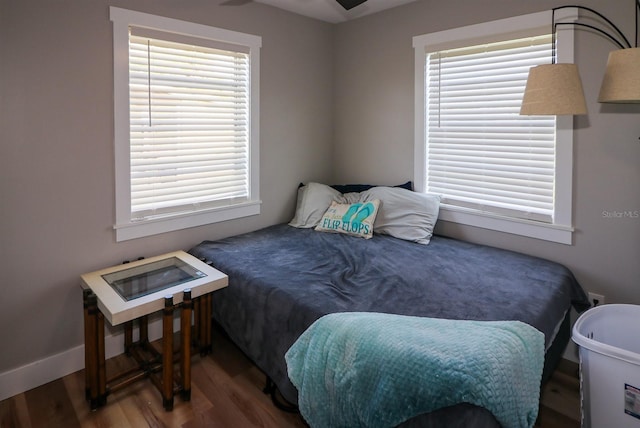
top-left (333, 0), bottom-right (640, 313)
top-left (0, 0), bottom-right (333, 375)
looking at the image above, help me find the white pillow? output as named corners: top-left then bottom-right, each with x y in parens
top-left (360, 187), bottom-right (441, 244)
top-left (289, 182), bottom-right (346, 228)
top-left (315, 200), bottom-right (380, 239)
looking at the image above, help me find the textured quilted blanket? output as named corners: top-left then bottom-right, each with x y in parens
top-left (285, 312), bottom-right (544, 428)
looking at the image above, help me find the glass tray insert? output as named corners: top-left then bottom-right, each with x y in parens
top-left (102, 257), bottom-right (207, 301)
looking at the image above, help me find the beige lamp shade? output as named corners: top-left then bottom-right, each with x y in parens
top-left (598, 47), bottom-right (640, 103)
top-left (520, 63), bottom-right (587, 115)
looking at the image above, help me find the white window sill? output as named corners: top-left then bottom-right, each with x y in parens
top-left (114, 200), bottom-right (261, 242)
top-left (437, 205), bottom-right (573, 245)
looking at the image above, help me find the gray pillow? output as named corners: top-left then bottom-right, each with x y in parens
top-left (289, 182), bottom-right (346, 228)
top-left (360, 187), bottom-right (441, 244)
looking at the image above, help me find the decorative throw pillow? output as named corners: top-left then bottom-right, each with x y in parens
top-left (289, 183), bottom-right (346, 228)
top-left (360, 187), bottom-right (441, 245)
top-left (315, 200), bottom-right (380, 239)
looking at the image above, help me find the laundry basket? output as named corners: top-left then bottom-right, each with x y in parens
top-left (572, 304), bottom-right (640, 428)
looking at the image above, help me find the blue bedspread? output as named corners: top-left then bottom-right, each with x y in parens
top-left (286, 312), bottom-right (545, 428)
top-left (189, 223), bottom-right (588, 411)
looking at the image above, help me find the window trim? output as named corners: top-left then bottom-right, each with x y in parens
top-left (110, 7), bottom-right (262, 242)
top-left (413, 9), bottom-right (578, 245)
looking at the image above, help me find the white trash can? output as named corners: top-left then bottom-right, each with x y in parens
top-left (572, 304), bottom-right (640, 428)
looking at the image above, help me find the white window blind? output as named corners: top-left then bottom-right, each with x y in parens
top-left (426, 35), bottom-right (555, 223)
top-left (129, 33), bottom-right (250, 220)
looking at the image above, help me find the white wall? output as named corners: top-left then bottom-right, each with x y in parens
top-left (0, 0), bottom-right (334, 399)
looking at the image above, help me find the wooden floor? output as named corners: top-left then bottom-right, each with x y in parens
top-left (1, 329), bottom-right (581, 428)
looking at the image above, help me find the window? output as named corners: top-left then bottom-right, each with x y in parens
top-left (426, 35), bottom-right (557, 223)
top-left (413, 10), bottom-right (578, 244)
top-left (111, 7), bottom-right (262, 241)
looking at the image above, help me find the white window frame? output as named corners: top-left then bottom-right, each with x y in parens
top-left (110, 7), bottom-right (262, 242)
top-left (413, 10), bottom-right (578, 245)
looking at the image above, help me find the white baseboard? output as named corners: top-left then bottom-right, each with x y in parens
top-left (0, 317), bottom-right (177, 402)
top-left (0, 344), bottom-right (86, 403)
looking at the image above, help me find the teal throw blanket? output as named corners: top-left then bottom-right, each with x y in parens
top-left (285, 312), bottom-right (544, 428)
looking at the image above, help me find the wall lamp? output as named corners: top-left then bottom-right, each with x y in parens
top-left (520, 0), bottom-right (640, 115)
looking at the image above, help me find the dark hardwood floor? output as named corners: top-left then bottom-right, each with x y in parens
top-left (0, 329), bottom-right (581, 427)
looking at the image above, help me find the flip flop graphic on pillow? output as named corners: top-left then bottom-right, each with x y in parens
top-left (316, 200), bottom-right (380, 239)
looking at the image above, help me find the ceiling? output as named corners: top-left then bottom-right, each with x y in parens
top-left (251, 0), bottom-right (419, 24)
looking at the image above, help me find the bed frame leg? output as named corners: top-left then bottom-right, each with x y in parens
top-left (262, 376), bottom-right (299, 413)
top-left (263, 376), bottom-right (275, 394)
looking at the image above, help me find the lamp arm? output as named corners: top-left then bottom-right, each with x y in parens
top-left (554, 22), bottom-right (627, 49)
top-left (553, 4), bottom-right (633, 49)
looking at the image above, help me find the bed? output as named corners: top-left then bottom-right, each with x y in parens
top-left (188, 183), bottom-right (589, 427)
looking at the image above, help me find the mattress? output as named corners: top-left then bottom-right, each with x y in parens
top-left (189, 223), bottom-right (589, 426)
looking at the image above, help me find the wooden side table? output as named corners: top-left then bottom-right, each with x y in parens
top-left (80, 251), bottom-right (227, 410)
